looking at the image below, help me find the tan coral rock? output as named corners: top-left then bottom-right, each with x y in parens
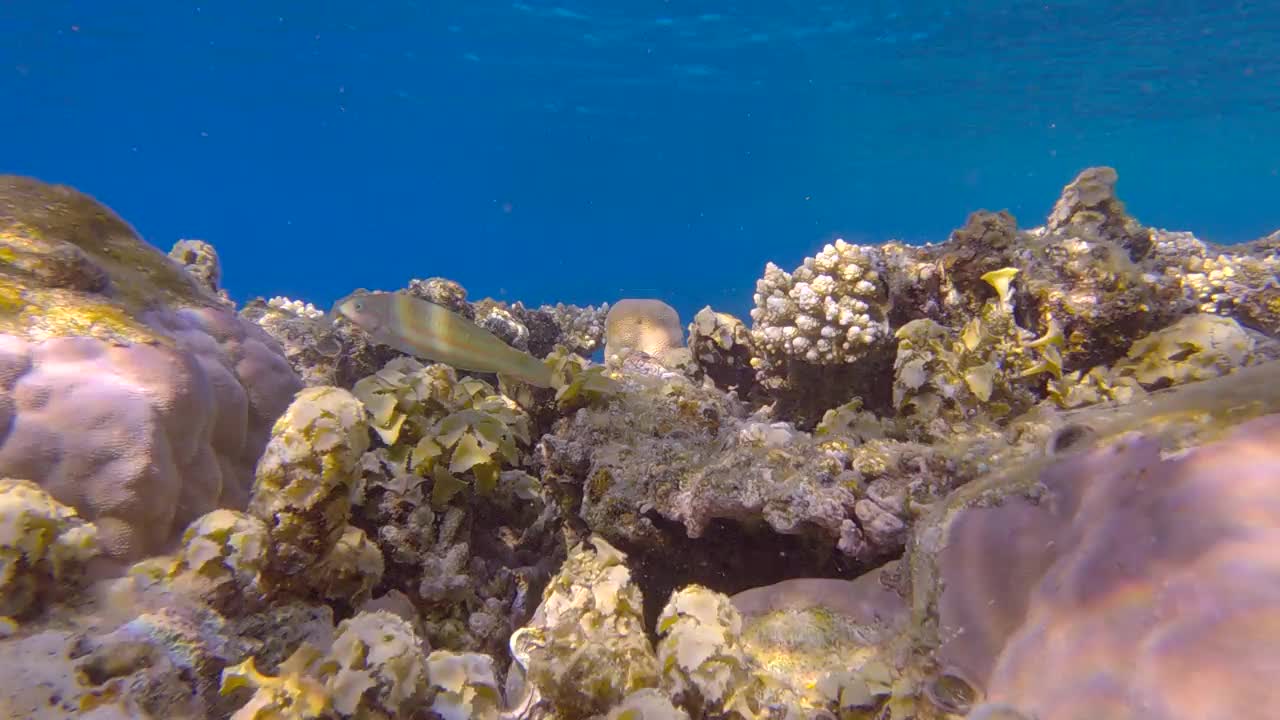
top-left (605, 299), bottom-right (684, 361)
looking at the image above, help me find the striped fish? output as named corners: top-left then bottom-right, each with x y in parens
top-left (332, 291), bottom-right (552, 387)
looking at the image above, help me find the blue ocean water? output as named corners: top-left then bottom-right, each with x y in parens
top-left (3, 2), bottom-right (1277, 325)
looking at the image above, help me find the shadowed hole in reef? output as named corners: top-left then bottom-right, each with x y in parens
top-left (621, 512), bottom-right (887, 631)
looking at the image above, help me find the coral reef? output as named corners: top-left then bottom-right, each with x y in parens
top-left (534, 369), bottom-right (965, 622)
top-left (0, 176), bottom-right (302, 560)
top-left (247, 386), bottom-right (377, 599)
top-left (349, 356), bottom-right (561, 657)
top-left (749, 239), bottom-right (895, 423)
top-left (0, 169), bottom-right (1277, 720)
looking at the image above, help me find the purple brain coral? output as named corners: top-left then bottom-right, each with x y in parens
top-left (0, 176), bottom-right (301, 561)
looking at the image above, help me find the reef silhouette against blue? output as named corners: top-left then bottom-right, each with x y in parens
top-left (2, 4), bottom-right (1280, 719)
top-left (3, 1), bottom-right (1277, 322)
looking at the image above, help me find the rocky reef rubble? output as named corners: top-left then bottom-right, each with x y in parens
top-left (0, 169), bottom-right (1277, 720)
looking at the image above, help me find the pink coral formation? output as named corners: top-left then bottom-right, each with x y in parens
top-left (0, 176), bottom-right (301, 561)
top-left (936, 413), bottom-right (1280, 720)
top-left (0, 306), bottom-right (299, 562)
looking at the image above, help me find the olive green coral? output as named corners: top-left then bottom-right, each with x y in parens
top-left (0, 478), bottom-right (99, 622)
top-left (0, 175), bottom-right (221, 344)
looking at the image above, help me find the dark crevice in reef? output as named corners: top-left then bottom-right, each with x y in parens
top-left (618, 512), bottom-right (881, 631)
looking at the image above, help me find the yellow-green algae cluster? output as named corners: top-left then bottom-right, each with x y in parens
top-left (222, 609), bottom-right (502, 720)
top-left (0, 478), bottom-right (99, 626)
top-left (510, 537), bottom-right (660, 719)
top-left (0, 175), bottom-right (221, 345)
top-left (655, 586), bottom-right (790, 718)
top-left (352, 357), bottom-right (533, 507)
top-left (1048, 312), bottom-right (1255, 407)
top-left (890, 268), bottom-right (1065, 437)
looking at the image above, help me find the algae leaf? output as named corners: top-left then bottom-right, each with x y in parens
top-left (431, 466), bottom-right (468, 507)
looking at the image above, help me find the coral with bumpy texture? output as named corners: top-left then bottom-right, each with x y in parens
top-left (1014, 168), bottom-right (1187, 371)
top-left (0, 478), bottom-right (98, 621)
top-left (517, 301), bottom-right (609, 358)
top-left (748, 238), bottom-right (896, 424)
top-left (473, 299), bottom-right (531, 351)
top-left (510, 537), bottom-right (660, 719)
top-left (750, 239), bottom-right (891, 368)
top-left (534, 371), bottom-right (963, 617)
top-left (918, 413), bottom-right (1280, 720)
top-left (1150, 228), bottom-right (1280, 335)
top-left (0, 176), bottom-right (301, 560)
top-left (267, 297), bottom-right (323, 320)
top-left (248, 386), bottom-right (371, 591)
top-left (605, 299), bottom-right (685, 363)
top-left (407, 277), bottom-right (473, 317)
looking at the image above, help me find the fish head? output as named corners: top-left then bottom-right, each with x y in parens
top-left (332, 291), bottom-right (391, 334)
